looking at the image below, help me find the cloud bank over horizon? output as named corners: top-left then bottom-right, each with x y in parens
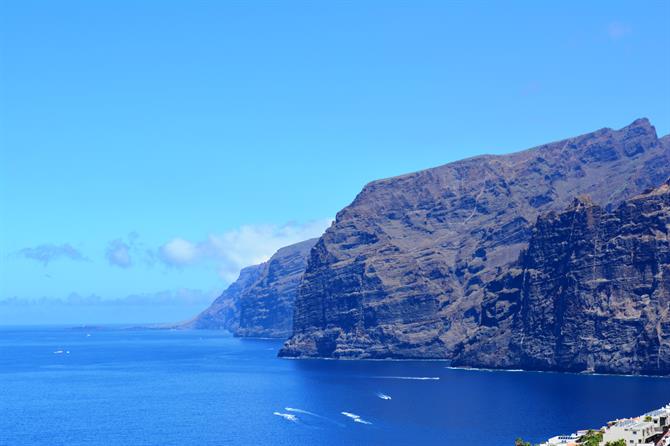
top-left (0, 288), bottom-right (218, 326)
top-left (0, 288), bottom-right (218, 306)
top-left (4, 219), bottom-right (332, 313)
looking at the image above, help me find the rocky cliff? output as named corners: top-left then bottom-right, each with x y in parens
top-left (182, 264), bottom-right (262, 332)
top-left (280, 119), bottom-right (670, 361)
top-left (454, 179), bottom-right (670, 375)
top-left (183, 238), bottom-right (317, 337)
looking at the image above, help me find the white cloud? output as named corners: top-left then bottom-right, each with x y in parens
top-left (157, 219), bottom-right (332, 281)
top-left (159, 238), bottom-right (199, 266)
top-left (608, 21), bottom-right (631, 40)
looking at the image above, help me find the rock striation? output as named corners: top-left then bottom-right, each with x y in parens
top-left (280, 118), bottom-right (670, 363)
top-left (454, 179), bottom-right (670, 375)
top-left (183, 238), bottom-right (317, 338)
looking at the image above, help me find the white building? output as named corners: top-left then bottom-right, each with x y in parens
top-left (539, 433), bottom-right (580, 445)
top-left (602, 419), bottom-right (656, 445)
top-left (644, 405), bottom-right (670, 434)
top-left (539, 403), bottom-right (670, 446)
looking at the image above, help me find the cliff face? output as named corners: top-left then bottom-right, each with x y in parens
top-left (183, 238), bottom-right (317, 338)
top-left (235, 238), bottom-right (318, 337)
top-left (454, 180), bottom-right (670, 375)
top-left (183, 264), bottom-right (262, 332)
top-left (280, 119), bottom-right (670, 359)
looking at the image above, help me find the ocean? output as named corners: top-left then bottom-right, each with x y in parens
top-left (0, 327), bottom-right (667, 446)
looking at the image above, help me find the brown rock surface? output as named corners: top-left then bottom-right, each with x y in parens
top-left (280, 119), bottom-right (670, 363)
top-left (454, 179), bottom-right (670, 375)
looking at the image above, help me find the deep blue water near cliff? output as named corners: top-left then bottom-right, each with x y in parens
top-left (0, 328), bottom-right (668, 446)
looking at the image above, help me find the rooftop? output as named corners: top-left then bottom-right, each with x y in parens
top-left (615, 419), bottom-right (654, 430)
top-left (645, 408), bottom-right (670, 417)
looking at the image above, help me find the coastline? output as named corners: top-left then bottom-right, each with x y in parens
top-left (14, 324), bottom-right (666, 378)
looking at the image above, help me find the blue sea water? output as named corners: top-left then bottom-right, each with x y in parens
top-left (0, 328), bottom-right (668, 446)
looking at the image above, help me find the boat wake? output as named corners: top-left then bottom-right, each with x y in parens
top-left (376, 392), bottom-right (392, 400)
top-left (285, 407), bottom-right (344, 426)
top-left (372, 376), bottom-right (439, 380)
top-left (273, 412), bottom-right (298, 422)
top-left (341, 412), bottom-right (372, 425)
top-left (285, 407), bottom-right (317, 416)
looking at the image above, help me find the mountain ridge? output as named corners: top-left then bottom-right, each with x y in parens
top-left (280, 118), bottom-right (670, 373)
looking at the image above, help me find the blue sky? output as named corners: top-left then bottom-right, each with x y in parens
top-left (1, 1), bottom-right (669, 323)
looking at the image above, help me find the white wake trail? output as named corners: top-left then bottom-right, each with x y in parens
top-left (341, 411), bottom-right (372, 425)
top-left (372, 376), bottom-right (440, 380)
top-left (273, 412), bottom-right (298, 422)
